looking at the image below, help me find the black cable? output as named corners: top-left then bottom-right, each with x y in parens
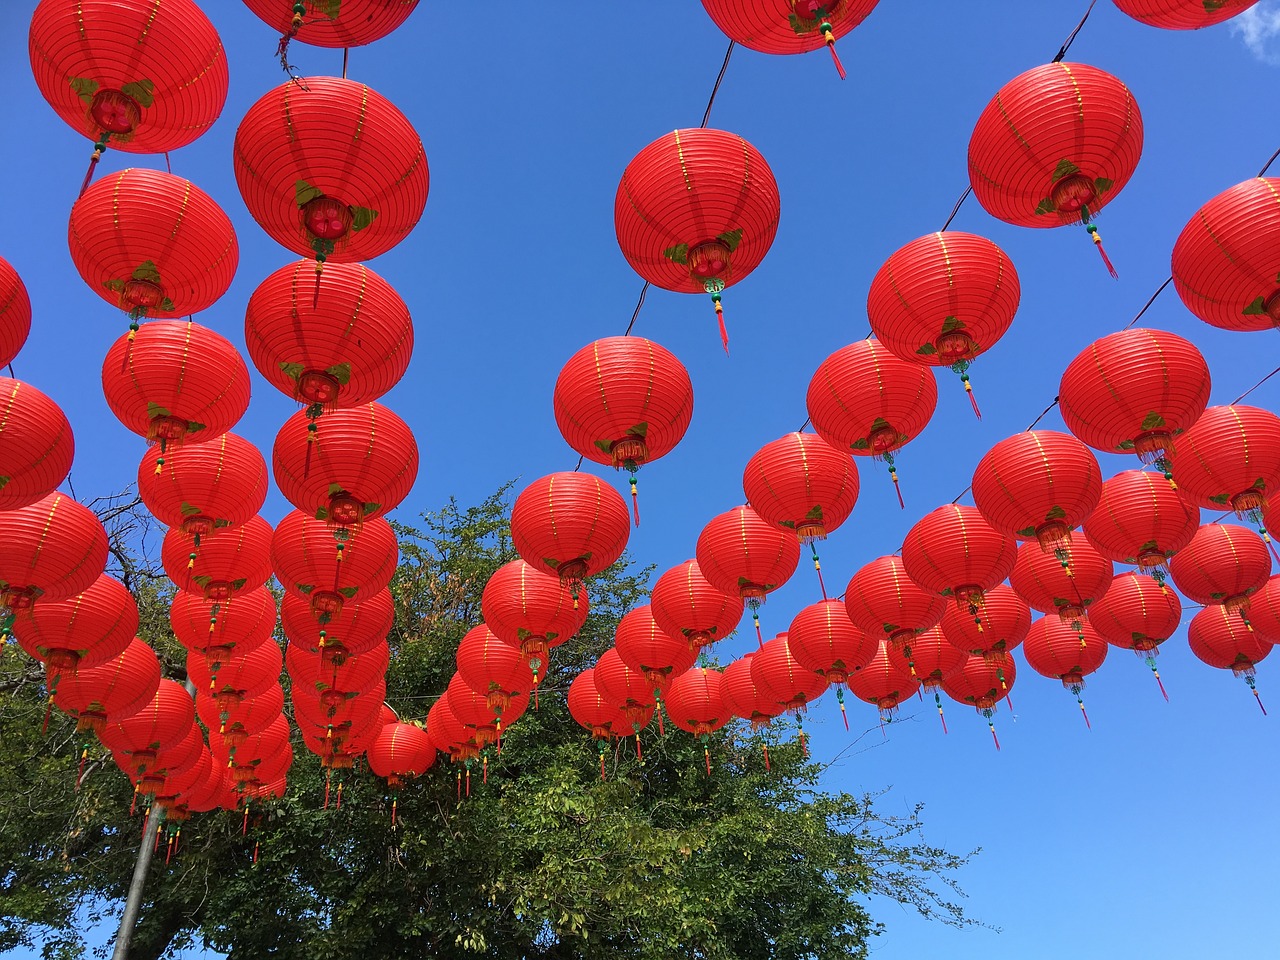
top-left (1053, 0), bottom-right (1098, 63)
top-left (701, 41), bottom-right (736, 129)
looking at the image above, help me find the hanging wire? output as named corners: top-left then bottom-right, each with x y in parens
top-left (939, 186), bottom-right (973, 232)
top-left (1258, 146), bottom-right (1280, 177)
top-left (701, 41), bottom-right (736, 129)
top-left (1052, 0), bottom-right (1099, 62)
top-left (1231, 365), bottom-right (1280, 404)
top-left (1122, 276), bottom-right (1173, 330)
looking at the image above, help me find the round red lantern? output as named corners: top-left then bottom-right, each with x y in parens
top-left (699, 0), bottom-right (879, 77)
top-left (1250, 575), bottom-right (1280, 643)
top-left (188, 642), bottom-right (283, 710)
top-left (293, 685), bottom-right (382, 748)
top-left (242, 0), bottom-right (421, 48)
top-left (0, 493), bottom-right (108, 610)
top-left (900, 504), bottom-right (1019, 613)
top-left (967, 62), bottom-right (1143, 274)
top-left (244, 260), bottom-right (413, 410)
top-left (971, 430), bottom-right (1103, 552)
top-left (695, 505), bottom-right (801, 641)
top-left (234, 77), bottom-right (429, 270)
top-left (1082, 468), bottom-right (1199, 573)
top-left (0, 378), bottom-right (74, 511)
top-left (752, 633), bottom-right (829, 716)
top-left (885, 625), bottom-right (966, 732)
top-left (28, 0), bottom-right (228, 168)
top-left (844, 641), bottom-right (920, 721)
top-left (281, 588), bottom-right (393, 665)
top-left (867, 231), bottom-right (1020, 414)
top-left (139, 433), bottom-right (268, 539)
top-left (170, 587), bottom-right (276, 669)
top-left (649, 559), bottom-right (744, 649)
top-left (1168, 523), bottom-right (1272, 617)
top-left (427, 695), bottom-right (477, 762)
top-left (197, 684), bottom-right (284, 752)
top-left (16, 574), bottom-right (137, 676)
top-left (939, 582), bottom-right (1031, 665)
top-left (1113, 0), bottom-right (1260, 29)
top-left (163, 515), bottom-right (273, 601)
top-left (568, 668), bottom-right (630, 741)
top-left (614, 128), bottom-right (780, 350)
top-left (787, 599), bottom-right (878, 684)
top-left (594, 648), bottom-right (659, 745)
top-left (69, 170), bottom-right (238, 322)
top-left (844, 554), bottom-right (948, 649)
top-left (806, 338), bottom-right (938, 505)
top-left (1058, 328), bottom-right (1212, 465)
top-left (720, 653), bottom-right (784, 729)
top-left (51, 637), bottom-right (160, 733)
top-left (509, 473), bottom-right (630, 600)
top-left (1008, 532), bottom-right (1114, 623)
top-left (941, 654), bottom-right (1015, 748)
top-left (455, 624), bottom-right (534, 718)
top-left (614, 605), bottom-right (697, 695)
top-left (271, 510), bottom-right (399, 617)
top-left (287, 641), bottom-right (388, 707)
top-left (368, 722), bottom-right (435, 797)
top-left (481, 559), bottom-right (588, 684)
top-left (446, 673), bottom-right (529, 747)
top-left (743, 432), bottom-right (860, 545)
top-left (1087, 571), bottom-right (1181, 698)
top-left (1171, 405), bottom-right (1280, 518)
top-left (1023, 616), bottom-right (1109, 725)
top-left (273, 402), bottom-right (418, 527)
top-left (99, 678), bottom-right (196, 759)
top-left (102, 320), bottom-right (251, 450)
top-left (664, 667), bottom-right (729, 773)
top-left (111, 722), bottom-right (203, 796)
top-left (1187, 604), bottom-right (1272, 712)
top-left (0, 256), bottom-right (32, 367)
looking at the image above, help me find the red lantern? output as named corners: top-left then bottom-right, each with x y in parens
top-left (481, 559), bottom-right (588, 685)
top-left (885, 625), bottom-right (966, 732)
top-left (742, 432), bottom-right (860, 549)
top-left (941, 654), bottom-right (1015, 748)
top-left (69, 170), bottom-right (238, 322)
top-left (649, 559), bottom-right (744, 649)
top-left (28, 0), bottom-right (228, 177)
top-left (1081, 469), bottom-right (1199, 573)
top-left (1251, 576), bottom-right (1280, 643)
top-left (594, 648), bottom-right (659, 746)
top-left (188, 642), bottom-right (283, 710)
top-left (939, 583), bottom-right (1031, 665)
top-left (16, 574), bottom-right (138, 676)
top-left (139, 433), bottom-right (267, 539)
top-left (900, 504), bottom-right (1018, 613)
top-left (1169, 524), bottom-right (1272, 619)
top-left (242, 0), bottom-right (421, 47)
top-left (720, 653), bottom-right (785, 728)
top-left (111, 722), bottom-right (203, 796)
top-left (156, 746), bottom-right (213, 813)
top-left (1171, 405), bottom-right (1280, 519)
top-left (51, 637), bottom-right (160, 733)
top-left (971, 430), bottom-right (1103, 552)
top-left (1023, 616), bottom-right (1108, 726)
top-left (844, 554), bottom-right (948, 649)
top-left (867, 231), bottom-right (1019, 415)
top-left (699, 0), bottom-right (879, 77)
top-left (102, 321), bottom-right (251, 449)
top-left (1087, 571), bottom-right (1181, 698)
top-left (568, 668), bottom-right (633, 778)
top-left (427, 695), bottom-right (477, 762)
top-left (282, 588), bottom-right (393, 665)
top-left (1058, 329), bottom-right (1211, 465)
top-left (287, 641), bottom-right (389, 708)
top-left (163, 515), bottom-right (273, 601)
top-left (170, 587), bottom-right (277, 669)
top-left (368, 722), bottom-right (435, 799)
top-left (98, 678), bottom-right (196, 760)
top-left (664, 667), bottom-right (729, 774)
top-left (695, 505), bottom-right (801, 643)
top-left (1187, 605), bottom-right (1272, 712)
top-left (752, 633), bottom-right (829, 721)
top-left (294, 685), bottom-right (382, 748)
top-left (273, 402), bottom-right (418, 527)
top-left (844, 641), bottom-right (920, 721)
top-left (967, 62), bottom-right (1143, 275)
top-left (244, 260), bottom-right (413, 409)
top-left (1113, 0), bottom-right (1261, 29)
top-left (271, 510), bottom-right (399, 617)
top-left (0, 256), bottom-right (32, 367)
top-left (1173, 177), bottom-right (1280, 331)
top-left (455, 624), bottom-right (534, 718)
top-left (806, 338), bottom-right (938, 506)
top-left (446, 673), bottom-right (529, 748)
top-left (215, 715), bottom-right (292, 785)
top-left (614, 605), bottom-right (697, 695)
top-left (196, 685), bottom-right (284, 752)
top-left (0, 378), bottom-right (74, 511)
top-left (0, 493), bottom-right (108, 610)
top-left (1008, 532), bottom-right (1114, 622)
top-left (234, 77), bottom-right (429, 271)
top-left (614, 128), bottom-right (780, 350)
top-left (787, 599), bottom-right (876, 730)
top-left (509, 473), bottom-right (630, 600)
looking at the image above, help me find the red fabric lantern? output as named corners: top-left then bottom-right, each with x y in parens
top-left (0, 493), bottom-right (108, 610)
top-left (1081, 469), bottom-right (1199, 571)
top-left (1008, 532), bottom-right (1114, 622)
top-left (139, 433), bottom-right (267, 538)
top-left (941, 654), bottom-right (1015, 747)
top-left (99, 678), bottom-right (196, 758)
top-left (614, 128), bottom-right (780, 350)
top-left (967, 62), bottom-right (1143, 275)
top-left (294, 685), bottom-right (382, 747)
top-left (867, 231), bottom-right (1019, 414)
top-left (28, 0), bottom-right (228, 168)
top-left (742, 432), bottom-right (860, 545)
top-left (0, 378), bottom-right (74, 511)
top-left (844, 554), bottom-right (948, 649)
top-left (699, 0), bottom-right (879, 77)
top-left (102, 321), bottom-right (251, 449)
top-left (215, 715), bottom-right (292, 785)
top-left (1173, 176), bottom-right (1280, 331)
top-left (112, 723), bottom-right (203, 795)
top-left (649, 559), bottom-right (744, 649)
top-left (1113, 0), bottom-right (1260, 29)
top-left (752, 633), bottom-right (829, 716)
top-left (1251, 575), bottom-right (1280, 643)
top-left (900, 504), bottom-right (1018, 611)
top-left (695, 505), bottom-right (801, 620)
top-left (282, 588), bottom-right (393, 665)
top-left (234, 77), bottom-right (429, 269)
top-left (368, 722), bottom-right (435, 791)
top-left (1171, 405), bottom-right (1280, 518)
top-left (1087, 571), bottom-right (1181, 698)
top-left (1058, 329), bottom-right (1211, 464)
top-left (1187, 605), bottom-right (1272, 711)
top-left (446, 674), bottom-right (529, 747)
top-left (455, 624), bottom-right (534, 718)
top-left (665, 667), bottom-right (728, 773)
top-left (188, 642), bottom-right (283, 708)
top-left (885, 624), bottom-right (966, 732)
top-left (242, 0), bottom-right (421, 47)
top-left (971, 430), bottom-right (1103, 551)
top-left (480, 559), bottom-right (588, 683)
top-left (844, 641), bottom-right (920, 720)
top-left (273, 402), bottom-right (418, 527)
top-left (594, 648), bottom-right (658, 737)
top-left (1024, 616), bottom-right (1109, 723)
top-left (0, 256), bottom-right (32, 367)
top-left (806, 338), bottom-right (938, 505)
top-left (170, 587), bottom-right (276, 668)
top-left (787, 599), bottom-right (878, 686)
top-left (69, 170), bottom-right (238, 321)
top-left (939, 582), bottom-right (1031, 663)
top-left (287, 640), bottom-right (389, 707)
top-left (16, 574), bottom-right (138, 675)
top-left (244, 260), bottom-right (413, 409)
top-left (156, 746), bottom-right (213, 810)
top-left (720, 652), bottom-right (784, 727)
top-left (568, 669), bottom-right (634, 770)
top-left (51, 637), bottom-right (160, 733)
top-left (427, 696), bottom-right (478, 761)
top-left (197, 684), bottom-right (284, 750)
top-left (271, 510), bottom-right (399, 617)
top-left (163, 515), bottom-right (273, 601)
top-left (509, 473), bottom-right (630, 598)
top-left (1169, 524), bottom-right (1272, 616)
top-left (614, 605), bottom-right (697, 694)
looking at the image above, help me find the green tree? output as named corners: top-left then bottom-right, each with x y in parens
top-left (0, 486), bottom-right (979, 959)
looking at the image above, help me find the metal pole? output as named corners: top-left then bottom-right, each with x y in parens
top-left (111, 804), bottom-right (164, 960)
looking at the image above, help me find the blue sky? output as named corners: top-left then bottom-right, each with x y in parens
top-left (4, 0), bottom-right (1280, 956)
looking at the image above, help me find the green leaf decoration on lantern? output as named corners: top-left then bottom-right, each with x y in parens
top-left (788, 14), bottom-right (807, 34)
top-left (120, 79), bottom-right (155, 108)
top-left (805, 505), bottom-right (825, 521)
top-left (192, 575), bottom-right (211, 589)
top-left (0, 477), bottom-right (10, 490)
top-left (159, 297), bottom-right (175, 312)
top-left (295, 180), bottom-right (324, 208)
top-left (940, 316), bottom-right (966, 333)
top-left (180, 503), bottom-right (201, 517)
top-left (542, 558), bottom-right (561, 570)
top-left (230, 578), bottom-right (247, 591)
top-left (1116, 439), bottom-right (1136, 451)
top-left (350, 207), bottom-right (378, 232)
top-left (1243, 296), bottom-right (1268, 316)
top-left (662, 243), bottom-right (689, 265)
top-left (627, 422), bottom-right (649, 438)
top-left (593, 440), bottom-right (614, 455)
top-left (131, 261), bottom-right (162, 284)
top-left (338, 586), bottom-right (359, 599)
top-left (717, 228), bottom-right (744, 252)
top-left (1016, 526), bottom-right (1037, 538)
top-left (295, 583), bottom-right (315, 594)
top-left (214, 519), bottom-right (232, 529)
top-left (1138, 540), bottom-right (1159, 553)
top-left (325, 362), bottom-right (352, 385)
top-left (916, 343), bottom-right (938, 356)
top-left (69, 77), bottom-right (100, 104)
top-left (1209, 591), bottom-right (1225, 600)
top-left (1053, 598), bottom-right (1071, 608)
top-left (280, 362), bottom-right (306, 381)
top-left (882, 623), bottom-right (900, 635)
top-left (545, 631), bottom-right (560, 643)
top-left (314, 507), bottom-right (329, 521)
top-left (779, 520), bottom-right (797, 529)
top-left (362, 502), bottom-right (381, 517)
top-left (1045, 505), bottom-right (1067, 521)
top-left (104, 278), bottom-right (125, 293)
top-left (313, 0), bottom-right (342, 18)
top-left (1256, 477), bottom-right (1269, 490)
top-left (1208, 493), bottom-right (1230, 505)
top-left (1140, 411), bottom-right (1167, 430)
top-left (146, 402), bottom-right (172, 420)
top-left (1204, 0), bottom-right (1225, 11)
top-left (186, 420), bottom-right (206, 434)
top-left (850, 438), bottom-right (870, 450)
top-left (328, 483), bottom-right (345, 497)
top-left (516, 627), bottom-right (532, 642)
top-left (1051, 159), bottom-right (1080, 182)
top-left (1131, 631), bottom-right (1150, 643)
top-left (1094, 178), bottom-right (1114, 195)
top-left (939, 587), bottom-right (954, 597)
top-left (1034, 198), bottom-right (1057, 216)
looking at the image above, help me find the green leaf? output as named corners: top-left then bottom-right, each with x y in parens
top-left (627, 422), bottom-right (649, 439)
top-left (349, 206), bottom-right (378, 232)
top-left (192, 575), bottom-right (211, 588)
top-left (179, 503), bottom-right (201, 517)
top-left (120, 79), bottom-right (155, 108)
top-left (1204, 0), bottom-right (1225, 11)
top-left (593, 440), bottom-right (614, 454)
top-left (662, 243), bottom-right (689, 265)
top-left (787, 13), bottom-right (806, 34)
top-left (279, 361), bottom-right (306, 381)
top-left (1116, 439), bottom-right (1136, 451)
top-left (882, 623), bottom-right (900, 634)
top-left (1051, 158), bottom-right (1080, 182)
top-left (325, 362), bottom-right (352, 385)
top-left (1243, 296), bottom-right (1267, 316)
top-left (69, 77), bottom-right (99, 104)
top-left (1034, 198), bottom-right (1057, 216)
top-left (131, 261), bottom-right (162, 284)
top-left (940, 316), bottom-right (966, 334)
top-left (338, 586), bottom-right (359, 599)
top-left (542, 557), bottom-right (561, 570)
top-left (314, 0), bottom-right (342, 18)
top-left (940, 587), bottom-right (954, 597)
top-left (231, 579), bottom-right (247, 591)
top-left (1093, 177), bottom-right (1113, 195)
top-left (1016, 526), bottom-right (1037, 538)
top-left (214, 519), bottom-right (232, 529)
top-left (159, 297), bottom-right (175, 312)
top-left (146, 402), bottom-right (171, 419)
top-left (716, 228), bottom-right (744, 252)
top-left (362, 502), bottom-right (381, 517)
top-left (1140, 411), bottom-right (1167, 430)
top-left (1045, 505), bottom-right (1067, 521)
top-left (1208, 494), bottom-right (1230, 505)
top-left (850, 438), bottom-right (870, 450)
top-left (779, 519), bottom-right (796, 529)
top-left (103, 278), bottom-right (125, 293)
top-left (1138, 540), bottom-right (1159, 553)
top-left (314, 507), bottom-right (329, 521)
top-left (296, 583), bottom-right (315, 594)
top-left (0, 476), bottom-right (10, 490)
top-left (295, 179), bottom-right (324, 208)
top-left (804, 504), bottom-right (824, 521)
top-left (185, 420), bottom-right (205, 434)
top-left (328, 483), bottom-right (345, 497)
top-left (1053, 598), bottom-right (1070, 608)
top-left (916, 343), bottom-right (938, 356)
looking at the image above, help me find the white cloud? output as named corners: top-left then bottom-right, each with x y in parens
top-left (1231, 2), bottom-right (1280, 65)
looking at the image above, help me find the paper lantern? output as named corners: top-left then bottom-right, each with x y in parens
top-left (99, 678), bottom-right (196, 759)
top-left (614, 605), bottom-right (697, 694)
top-left (15, 574), bottom-right (137, 675)
top-left (170, 587), bottom-right (277, 669)
top-left (1087, 571), bottom-right (1181, 697)
top-left (742, 432), bottom-right (860, 544)
top-left (1171, 405), bottom-right (1280, 518)
top-left (270, 510), bottom-right (398, 617)
top-left (188, 642), bottom-right (283, 710)
top-left (568, 669), bottom-right (635, 778)
top-left (1008, 532), bottom-right (1114, 622)
top-left (939, 582), bottom-right (1031, 664)
top-left (885, 624), bottom-right (966, 732)
top-left (446, 673), bottom-right (529, 747)
top-left (941, 654), bottom-right (1015, 747)
top-left (287, 641), bottom-right (389, 708)
top-left (649, 559), bottom-right (744, 649)
top-left (480, 559), bottom-right (588, 683)
top-left (1250, 575), bottom-right (1280, 643)
top-left (614, 128), bottom-right (780, 350)
top-left (281, 588), bottom-right (393, 665)
top-left (1024, 616), bottom-right (1109, 724)
top-left (720, 652), bottom-right (785, 728)
top-left (50, 637), bottom-right (160, 733)
top-left (695, 505), bottom-right (801, 635)
top-left (699, 0), bottom-right (880, 77)
top-left (0, 256), bottom-right (32, 367)
top-left (162, 515), bottom-right (273, 601)
top-left (111, 723), bottom-right (203, 796)
top-left (1081, 469), bottom-right (1199, 572)
top-left (594, 648), bottom-right (659, 742)
top-left (752, 633), bottom-right (829, 716)
top-left (197, 684), bottom-right (284, 752)
top-left (900, 504), bottom-right (1018, 612)
top-left (139, 433), bottom-right (268, 538)
top-left (787, 599), bottom-right (878, 685)
top-left (844, 554), bottom-right (948, 648)
top-left (456, 624), bottom-right (534, 720)
top-left (242, 0), bottom-right (421, 48)
top-left (1113, 0), bottom-right (1260, 29)
top-left (0, 493), bottom-right (108, 610)
top-left (1169, 523), bottom-right (1272, 616)
top-left (1187, 605), bottom-right (1272, 711)
top-left (844, 641), bottom-right (920, 721)
top-left (368, 722), bottom-right (435, 799)
top-left (0, 378), bottom-right (74, 511)
top-left (664, 667), bottom-right (728, 773)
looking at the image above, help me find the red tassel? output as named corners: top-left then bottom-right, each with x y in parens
top-left (79, 140), bottom-right (106, 199)
top-left (935, 693), bottom-right (948, 735)
top-left (456, 771), bottom-right (461, 801)
top-left (600, 751), bottom-right (606, 782)
top-left (630, 477), bottom-right (640, 527)
top-left (166, 838), bottom-right (173, 865)
top-left (77, 748), bottom-right (87, 788)
top-left (635, 734), bottom-right (643, 762)
top-left (242, 806), bottom-right (249, 835)
top-left (704, 747), bottom-right (711, 777)
top-left (130, 787), bottom-right (138, 817)
top-left (1154, 670), bottom-right (1169, 703)
top-left (335, 781), bottom-right (343, 810)
top-left (252, 841), bottom-right (259, 864)
top-left (482, 757), bottom-right (488, 784)
top-left (154, 825), bottom-right (162, 853)
top-left (465, 769), bottom-right (471, 797)
top-left (1079, 698), bottom-right (1092, 730)
top-left (989, 721), bottom-right (1001, 751)
top-left (762, 743), bottom-right (770, 772)
top-left (1253, 687), bottom-right (1268, 716)
top-left (714, 296), bottom-right (729, 355)
top-left (1263, 531), bottom-right (1280, 566)
top-left (888, 465), bottom-right (905, 509)
top-left (753, 611), bottom-right (764, 649)
top-left (1089, 226), bottom-right (1119, 279)
top-left (964, 377), bottom-right (982, 419)
top-left (811, 544), bottom-right (828, 601)
top-left (839, 697), bottom-right (849, 732)
top-left (822, 26), bottom-right (847, 79)
top-left (656, 706), bottom-right (665, 737)
top-left (323, 772), bottom-right (331, 810)
top-left (391, 797), bottom-right (397, 827)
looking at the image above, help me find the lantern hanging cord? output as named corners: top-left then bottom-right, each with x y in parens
top-left (1052, 0), bottom-right (1098, 63)
top-left (622, 282), bottom-right (650, 337)
top-left (701, 42), bottom-right (736, 129)
top-left (939, 186), bottom-right (973, 232)
top-left (1232, 365), bottom-right (1280, 404)
top-left (1122, 277), bottom-right (1173, 330)
top-left (1258, 146), bottom-right (1280, 177)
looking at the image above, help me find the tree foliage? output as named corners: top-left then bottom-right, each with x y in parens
top-left (0, 486), bottom-right (979, 959)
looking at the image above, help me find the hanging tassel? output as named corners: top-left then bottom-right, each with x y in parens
top-left (154, 824), bottom-right (162, 853)
top-left (252, 841), bottom-right (259, 865)
top-left (166, 836), bottom-right (174, 865)
top-left (153, 456), bottom-right (165, 476)
top-left (79, 135), bottom-right (110, 198)
top-left (884, 455), bottom-right (905, 509)
top-left (312, 260), bottom-right (324, 310)
top-left (762, 742), bottom-right (771, 772)
top-left (482, 756), bottom-right (488, 785)
top-left (122, 320), bottom-right (140, 372)
top-left (1077, 693), bottom-right (1092, 730)
top-left (1247, 676), bottom-right (1267, 715)
top-left (1262, 529), bottom-right (1280, 566)
top-left (323, 771), bottom-right (331, 809)
top-left (130, 785), bottom-right (138, 817)
top-left (798, 727), bottom-right (808, 758)
top-left (820, 22), bottom-right (847, 80)
top-left (304, 421), bottom-right (318, 479)
top-left (629, 475), bottom-right (640, 527)
top-left (753, 609), bottom-right (764, 649)
top-left (704, 746), bottom-right (711, 777)
top-left (465, 768), bottom-right (471, 797)
top-left (935, 691), bottom-right (948, 734)
top-left (599, 742), bottom-right (607, 782)
top-left (1146, 656), bottom-right (1169, 702)
top-left (810, 542), bottom-right (828, 600)
top-left (332, 542), bottom-right (345, 593)
top-left (242, 805), bottom-right (249, 835)
top-left (1085, 223), bottom-right (1118, 279)
top-left (655, 695), bottom-right (665, 737)
top-left (77, 747), bottom-right (87, 788)
top-left (335, 781), bottom-right (343, 811)
top-left (635, 733), bottom-right (643, 762)
top-left (836, 687), bottom-right (849, 731)
top-left (713, 292), bottom-right (728, 355)
top-left (391, 796), bottom-right (398, 827)
top-left (961, 372), bottom-right (981, 419)
top-left (988, 718), bottom-right (1001, 751)
top-left (456, 770), bottom-right (461, 801)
